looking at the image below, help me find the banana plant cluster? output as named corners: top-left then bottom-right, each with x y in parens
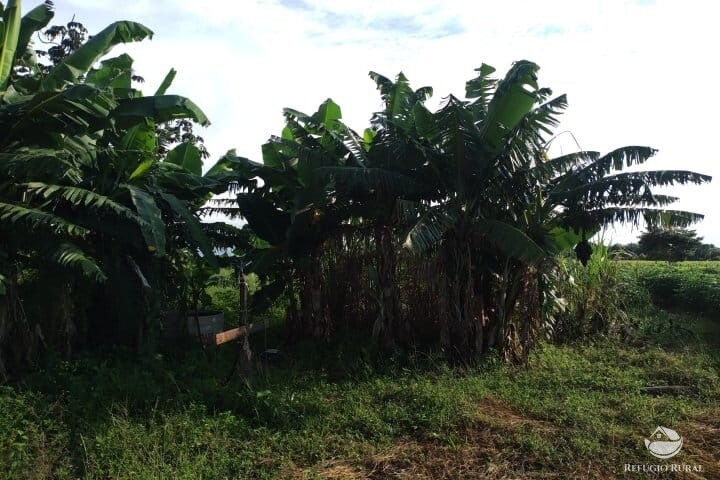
top-left (228, 61), bottom-right (710, 363)
top-left (0, 1), bottom-right (237, 375)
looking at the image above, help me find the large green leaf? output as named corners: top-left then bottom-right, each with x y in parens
top-left (479, 60), bottom-right (540, 157)
top-left (154, 68), bottom-right (176, 96)
top-left (476, 219), bottom-right (546, 263)
top-left (0, 148), bottom-right (84, 183)
top-left (235, 193), bottom-right (290, 246)
top-left (553, 170), bottom-right (712, 206)
top-left (85, 54), bottom-right (134, 91)
top-left (124, 185), bottom-right (166, 256)
top-left (1, 85), bottom-right (115, 146)
top-left (545, 226), bottom-right (582, 254)
top-left (204, 149), bottom-right (281, 190)
top-left (574, 146), bottom-right (658, 180)
top-left (165, 142), bottom-right (202, 175)
top-left (582, 207), bottom-right (705, 230)
top-left (433, 95), bottom-right (483, 188)
top-left (312, 98), bottom-right (342, 131)
top-left (16, 1), bottom-right (53, 61)
top-left (128, 159), bottom-right (154, 182)
top-left (0, 201), bottom-right (89, 237)
top-left (369, 71), bottom-right (417, 131)
top-left (49, 242), bottom-right (107, 282)
top-left (112, 95), bottom-right (210, 127)
top-left (465, 63), bottom-right (498, 121)
top-left (159, 192), bottom-right (217, 268)
top-left (318, 166), bottom-right (419, 196)
top-left (23, 182), bottom-right (140, 221)
top-left (403, 206), bottom-right (453, 252)
top-left (0, 0), bottom-right (21, 89)
top-left (119, 120), bottom-right (157, 157)
top-left (155, 163), bottom-right (221, 197)
top-left (41, 21), bottom-right (153, 91)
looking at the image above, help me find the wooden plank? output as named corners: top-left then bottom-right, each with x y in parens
top-left (215, 319), bottom-right (270, 345)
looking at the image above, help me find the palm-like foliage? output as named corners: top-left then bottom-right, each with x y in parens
top-left (377, 61), bottom-right (709, 362)
top-left (205, 98), bottom-right (359, 338)
top-left (0, 2), bottom-right (238, 375)
top-left (220, 61), bottom-right (709, 363)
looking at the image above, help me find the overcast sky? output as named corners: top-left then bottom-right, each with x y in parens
top-left (47, 0), bottom-right (719, 244)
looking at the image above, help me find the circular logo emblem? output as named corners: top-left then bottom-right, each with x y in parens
top-left (644, 426), bottom-right (683, 459)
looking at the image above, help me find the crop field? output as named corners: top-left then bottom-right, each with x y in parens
top-left (619, 261), bottom-right (720, 318)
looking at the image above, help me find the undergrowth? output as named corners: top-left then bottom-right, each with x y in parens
top-left (1, 261), bottom-right (719, 479)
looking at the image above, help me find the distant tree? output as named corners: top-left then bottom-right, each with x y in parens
top-left (638, 228), bottom-right (706, 261)
top-left (691, 243), bottom-right (720, 261)
top-left (609, 242), bottom-right (640, 259)
top-left (35, 16), bottom-right (88, 74)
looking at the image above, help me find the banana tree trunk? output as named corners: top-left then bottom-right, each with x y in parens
top-left (372, 223), bottom-right (402, 347)
top-left (514, 267), bottom-right (542, 363)
top-left (284, 275), bottom-right (301, 341)
top-left (492, 263), bottom-right (539, 363)
top-left (298, 250), bottom-right (330, 340)
top-left (0, 266), bottom-right (37, 380)
top-left (442, 234), bottom-right (479, 364)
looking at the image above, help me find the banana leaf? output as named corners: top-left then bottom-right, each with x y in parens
top-left (165, 142), bottom-right (202, 175)
top-left (236, 193), bottom-right (290, 246)
top-left (160, 192), bottom-right (217, 268)
top-left (112, 95), bottom-right (209, 128)
top-left (41, 21), bottom-right (153, 91)
top-left (85, 54), bottom-right (134, 91)
top-left (154, 68), bottom-right (176, 96)
top-left (0, 0), bottom-right (21, 89)
top-left (16, 1), bottom-right (53, 58)
top-left (124, 184), bottom-right (166, 256)
top-left (479, 60), bottom-right (539, 157)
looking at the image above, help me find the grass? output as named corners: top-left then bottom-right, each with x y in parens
top-left (1, 311), bottom-right (719, 479)
top-left (2, 261), bottom-right (719, 479)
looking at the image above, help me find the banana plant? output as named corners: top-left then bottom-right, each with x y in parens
top-left (0, 3), bottom-right (239, 372)
top-left (316, 71), bottom-right (435, 346)
top-left (207, 99), bottom-right (357, 339)
top-left (401, 61), bottom-right (711, 363)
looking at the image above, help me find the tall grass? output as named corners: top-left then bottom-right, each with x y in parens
top-left (550, 244), bottom-right (651, 343)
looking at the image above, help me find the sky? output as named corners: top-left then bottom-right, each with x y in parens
top-left (46, 0), bottom-right (719, 245)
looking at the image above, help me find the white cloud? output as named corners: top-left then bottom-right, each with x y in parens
top-left (45, 0), bottom-right (720, 243)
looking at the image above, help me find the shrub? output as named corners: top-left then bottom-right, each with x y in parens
top-left (549, 244), bottom-right (652, 343)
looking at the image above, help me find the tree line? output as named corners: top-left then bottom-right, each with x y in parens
top-left (611, 228), bottom-right (720, 261)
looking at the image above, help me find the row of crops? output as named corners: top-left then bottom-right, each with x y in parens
top-left (619, 261), bottom-right (720, 316)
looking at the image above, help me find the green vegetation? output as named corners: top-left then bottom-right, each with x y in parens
top-left (612, 228), bottom-right (720, 261)
top-left (1, 2), bottom-right (718, 479)
top-left (2, 1), bottom-right (711, 375)
top-left (0, 1), bottom-right (248, 378)
top-left (1, 260), bottom-right (718, 479)
top-left (1, 313), bottom-right (718, 478)
top-left (621, 261), bottom-right (720, 317)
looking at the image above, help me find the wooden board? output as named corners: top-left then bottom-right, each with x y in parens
top-left (215, 319), bottom-right (270, 345)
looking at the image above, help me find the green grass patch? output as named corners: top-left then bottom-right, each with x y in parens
top-left (1, 311), bottom-right (718, 479)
